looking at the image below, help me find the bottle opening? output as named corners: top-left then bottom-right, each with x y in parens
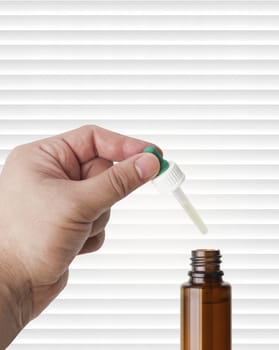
top-left (190, 249), bottom-right (224, 278)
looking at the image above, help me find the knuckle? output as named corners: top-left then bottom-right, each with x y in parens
top-left (108, 166), bottom-right (130, 199)
top-left (7, 144), bottom-right (29, 165)
top-left (81, 124), bottom-right (98, 133)
top-left (104, 209), bottom-right (111, 224)
top-left (80, 124), bottom-right (91, 131)
top-left (10, 144), bottom-right (25, 157)
top-left (91, 210), bottom-right (111, 236)
top-left (94, 231), bottom-right (106, 251)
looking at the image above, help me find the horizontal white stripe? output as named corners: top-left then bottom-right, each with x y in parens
top-left (108, 209), bottom-right (279, 223)
top-left (0, 1), bottom-right (279, 16)
top-left (1, 105), bottom-right (279, 119)
top-left (4, 74), bottom-right (279, 89)
top-left (0, 119), bottom-right (279, 135)
top-left (3, 90), bottom-right (279, 105)
top-left (3, 31), bottom-right (279, 45)
top-left (2, 16), bottom-right (279, 30)
top-left (134, 179), bottom-right (279, 194)
top-left (106, 223), bottom-right (279, 239)
top-left (113, 194), bottom-right (279, 210)
top-left (1, 60), bottom-right (279, 75)
top-left (15, 329), bottom-right (180, 341)
top-left (2, 45), bottom-right (279, 60)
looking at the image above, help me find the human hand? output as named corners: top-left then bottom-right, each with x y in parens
top-left (0, 125), bottom-right (160, 348)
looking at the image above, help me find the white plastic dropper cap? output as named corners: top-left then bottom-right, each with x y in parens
top-left (143, 147), bottom-right (208, 234)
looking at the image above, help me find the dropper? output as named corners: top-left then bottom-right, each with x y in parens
top-left (143, 146), bottom-right (208, 234)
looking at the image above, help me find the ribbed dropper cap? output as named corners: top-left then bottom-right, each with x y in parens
top-left (143, 146), bottom-right (185, 192)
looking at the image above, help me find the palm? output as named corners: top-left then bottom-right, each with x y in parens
top-left (1, 133), bottom-right (112, 317)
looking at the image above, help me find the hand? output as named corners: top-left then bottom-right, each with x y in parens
top-left (0, 125), bottom-right (160, 348)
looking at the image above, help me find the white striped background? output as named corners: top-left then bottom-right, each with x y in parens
top-left (0, 0), bottom-right (279, 349)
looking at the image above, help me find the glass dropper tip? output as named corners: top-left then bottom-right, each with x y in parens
top-left (173, 187), bottom-right (208, 235)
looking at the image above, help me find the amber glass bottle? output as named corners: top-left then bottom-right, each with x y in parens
top-left (181, 249), bottom-right (231, 350)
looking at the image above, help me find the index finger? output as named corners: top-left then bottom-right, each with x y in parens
top-left (56, 125), bottom-right (162, 164)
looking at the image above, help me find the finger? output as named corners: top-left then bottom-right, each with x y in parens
top-left (79, 231), bottom-right (105, 255)
top-left (90, 210), bottom-right (110, 237)
top-left (81, 158), bottom-right (113, 180)
top-left (57, 125), bottom-right (163, 164)
top-left (76, 152), bottom-right (160, 218)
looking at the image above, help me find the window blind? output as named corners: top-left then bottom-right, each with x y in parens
top-left (1, 1), bottom-right (279, 349)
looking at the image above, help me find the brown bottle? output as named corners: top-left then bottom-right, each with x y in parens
top-left (181, 249), bottom-right (231, 350)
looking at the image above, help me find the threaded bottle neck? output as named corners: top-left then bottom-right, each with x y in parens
top-left (189, 249), bottom-right (224, 283)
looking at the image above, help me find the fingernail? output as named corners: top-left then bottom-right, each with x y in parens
top-left (135, 153), bottom-right (160, 180)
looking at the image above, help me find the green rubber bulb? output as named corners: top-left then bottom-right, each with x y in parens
top-left (143, 146), bottom-right (169, 176)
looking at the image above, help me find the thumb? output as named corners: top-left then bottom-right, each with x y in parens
top-left (78, 153), bottom-right (160, 215)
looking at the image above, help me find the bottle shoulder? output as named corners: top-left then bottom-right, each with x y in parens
top-left (181, 280), bottom-right (231, 289)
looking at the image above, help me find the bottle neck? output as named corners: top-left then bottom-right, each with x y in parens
top-left (189, 249), bottom-right (224, 284)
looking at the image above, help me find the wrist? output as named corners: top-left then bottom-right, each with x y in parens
top-left (0, 247), bottom-right (32, 348)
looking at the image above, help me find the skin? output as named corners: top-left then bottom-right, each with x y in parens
top-left (0, 125), bottom-right (160, 349)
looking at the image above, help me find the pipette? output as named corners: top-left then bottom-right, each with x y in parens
top-left (143, 146), bottom-right (208, 234)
